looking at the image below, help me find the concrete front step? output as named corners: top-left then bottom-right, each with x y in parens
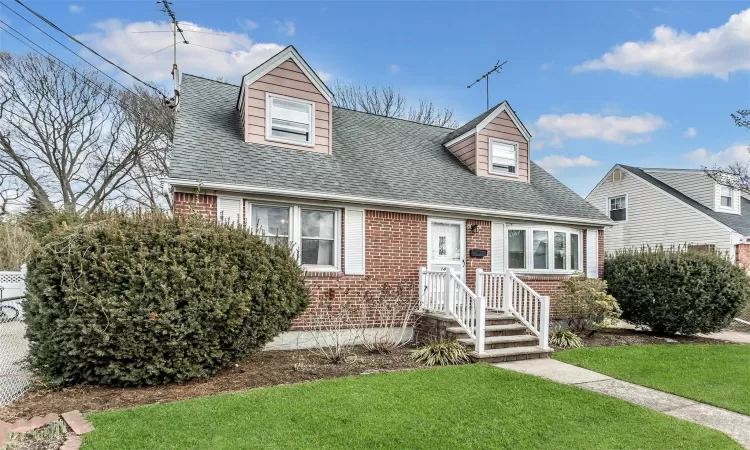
top-left (458, 334), bottom-right (539, 350)
top-left (447, 324), bottom-right (528, 339)
top-left (469, 346), bottom-right (553, 363)
top-left (485, 312), bottom-right (518, 326)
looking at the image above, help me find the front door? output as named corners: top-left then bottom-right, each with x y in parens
top-left (428, 218), bottom-right (466, 280)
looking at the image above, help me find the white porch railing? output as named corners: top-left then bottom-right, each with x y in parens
top-left (476, 268), bottom-right (550, 350)
top-left (419, 268), bottom-right (486, 353)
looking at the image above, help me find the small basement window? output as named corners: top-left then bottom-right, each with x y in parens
top-left (266, 94), bottom-right (314, 146)
top-left (608, 195), bottom-right (627, 222)
top-left (489, 138), bottom-right (518, 176)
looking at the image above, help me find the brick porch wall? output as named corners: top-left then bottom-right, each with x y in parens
top-left (173, 192), bottom-right (604, 328)
top-left (736, 243), bottom-right (750, 271)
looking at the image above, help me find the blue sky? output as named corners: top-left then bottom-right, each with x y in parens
top-left (1, 1), bottom-right (748, 196)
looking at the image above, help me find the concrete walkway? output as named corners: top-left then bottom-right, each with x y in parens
top-left (701, 330), bottom-right (750, 344)
top-left (495, 359), bottom-right (750, 449)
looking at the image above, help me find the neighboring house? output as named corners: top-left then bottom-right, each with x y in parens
top-left (587, 165), bottom-right (750, 266)
top-left (166, 46), bottom-right (611, 360)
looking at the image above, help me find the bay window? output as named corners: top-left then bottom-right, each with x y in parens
top-left (246, 202), bottom-right (340, 271)
top-left (507, 226), bottom-right (582, 274)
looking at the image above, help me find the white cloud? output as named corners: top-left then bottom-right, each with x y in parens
top-left (573, 8), bottom-right (750, 79)
top-left (75, 20), bottom-right (285, 84)
top-left (388, 64), bottom-right (400, 74)
top-left (236, 18), bottom-right (258, 30)
top-left (273, 19), bottom-right (295, 37)
top-left (685, 127), bottom-right (697, 137)
top-left (69, 4), bottom-right (83, 13)
top-left (684, 144), bottom-right (750, 167)
top-left (534, 113), bottom-right (666, 146)
top-left (316, 71), bottom-right (332, 83)
top-left (536, 155), bottom-right (601, 174)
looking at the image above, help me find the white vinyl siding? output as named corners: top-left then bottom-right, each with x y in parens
top-left (491, 221), bottom-right (505, 272)
top-left (587, 167), bottom-right (735, 255)
top-left (344, 209), bottom-right (365, 275)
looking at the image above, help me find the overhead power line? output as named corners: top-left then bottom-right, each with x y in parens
top-left (11, 0), bottom-right (167, 98)
top-left (0, 2), bottom-right (136, 95)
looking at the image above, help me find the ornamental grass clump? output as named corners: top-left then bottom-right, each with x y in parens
top-left (24, 212), bottom-right (309, 386)
top-left (411, 339), bottom-right (471, 366)
top-left (605, 247), bottom-right (750, 335)
top-left (549, 328), bottom-right (583, 349)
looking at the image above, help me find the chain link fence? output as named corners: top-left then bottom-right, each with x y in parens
top-left (730, 303), bottom-right (750, 332)
top-left (0, 269), bottom-right (31, 407)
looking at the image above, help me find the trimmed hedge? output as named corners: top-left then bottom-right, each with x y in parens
top-left (605, 248), bottom-right (750, 335)
top-left (25, 213), bottom-right (309, 386)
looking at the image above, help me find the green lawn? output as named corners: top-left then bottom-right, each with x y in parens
top-left (555, 344), bottom-right (750, 416)
top-left (82, 365), bottom-right (739, 449)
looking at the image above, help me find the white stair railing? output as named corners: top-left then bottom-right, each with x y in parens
top-left (476, 268), bottom-right (550, 350)
top-left (419, 267), bottom-right (486, 353)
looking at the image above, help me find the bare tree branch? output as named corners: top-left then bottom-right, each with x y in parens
top-left (0, 52), bottom-right (173, 214)
top-left (704, 110), bottom-right (750, 195)
top-left (332, 80), bottom-right (458, 127)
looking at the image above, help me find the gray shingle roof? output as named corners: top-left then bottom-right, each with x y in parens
top-left (169, 74), bottom-right (609, 224)
top-left (620, 165), bottom-right (750, 236)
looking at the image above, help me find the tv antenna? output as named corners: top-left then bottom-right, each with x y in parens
top-left (158, 0), bottom-right (188, 109)
top-left (467, 60), bottom-right (507, 111)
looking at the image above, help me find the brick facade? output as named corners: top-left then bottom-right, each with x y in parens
top-left (736, 243), bottom-right (750, 272)
top-left (173, 192), bottom-right (605, 328)
top-left (173, 192), bottom-right (217, 222)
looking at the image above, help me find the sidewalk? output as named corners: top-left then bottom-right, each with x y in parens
top-left (495, 359), bottom-right (750, 449)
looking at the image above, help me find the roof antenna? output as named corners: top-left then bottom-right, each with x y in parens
top-left (467, 60), bottom-right (507, 111)
top-left (158, 0), bottom-right (188, 109)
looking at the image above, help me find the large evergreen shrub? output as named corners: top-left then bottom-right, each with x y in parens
top-left (24, 213), bottom-right (308, 386)
top-left (605, 248), bottom-right (750, 335)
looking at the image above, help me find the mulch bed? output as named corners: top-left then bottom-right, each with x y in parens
top-left (0, 346), bottom-right (423, 422)
top-left (572, 328), bottom-right (731, 349)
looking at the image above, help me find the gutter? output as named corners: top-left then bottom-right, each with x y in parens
top-left (165, 178), bottom-right (613, 228)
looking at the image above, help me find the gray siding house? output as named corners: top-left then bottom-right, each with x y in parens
top-left (587, 165), bottom-right (749, 263)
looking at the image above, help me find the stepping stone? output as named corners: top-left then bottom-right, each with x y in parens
top-left (60, 434), bottom-right (82, 450)
top-left (62, 411), bottom-right (94, 435)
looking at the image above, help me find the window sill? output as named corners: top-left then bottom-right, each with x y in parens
top-left (304, 270), bottom-right (344, 278)
top-left (488, 170), bottom-right (519, 178)
top-left (265, 136), bottom-right (315, 148)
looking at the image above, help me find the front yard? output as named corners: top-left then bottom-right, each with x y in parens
top-left (81, 364), bottom-right (738, 450)
top-left (554, 344), bottom-right (750, 416)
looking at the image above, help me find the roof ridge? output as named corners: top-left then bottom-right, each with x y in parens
top-left (332, 106), bottom-right (457, 131)
top-left (182, 73), bottom-right (240, 87)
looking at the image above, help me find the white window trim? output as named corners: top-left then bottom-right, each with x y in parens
top-left (488, 137), bottom-right (519, 178)
top-left (243, 201), bottom-right (341, 272)
top-left (607, 194), bottom-right (628, 223)
top-left (265, 93), bottom-right (316, 148)
top-left (505, 226), bottom-right (583, 275)
top-left (216, 195), bottom-right (244, 227)
top-left (716, 184), bottom-right (736, 213)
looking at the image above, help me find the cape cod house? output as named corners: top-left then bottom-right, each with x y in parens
top-left (166, 46), bottom-right (611, 361)
top-left (587, 165), bottom-right (750, 268)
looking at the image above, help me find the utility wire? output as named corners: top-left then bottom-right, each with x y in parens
top-left (131, 29), bottom-right (228, 37)
top-left (11, 0), bottom-right (167, 98)
top-left (0, 23), bottom-right (171, 120)
top-left (0, 2), bottom-right (137, 96)
top-left (0, 21), bottom-right (116, 97)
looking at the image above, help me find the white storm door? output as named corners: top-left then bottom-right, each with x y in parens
top-left (428, 218), bottom-right (466, 280)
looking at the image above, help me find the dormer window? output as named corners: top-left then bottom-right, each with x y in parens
top-left (720, 185), bottom-right (733, 208)
top-left (489, 138), bottom-right (518, 176)
top-left (266, 94), bottom-right (314, 147)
